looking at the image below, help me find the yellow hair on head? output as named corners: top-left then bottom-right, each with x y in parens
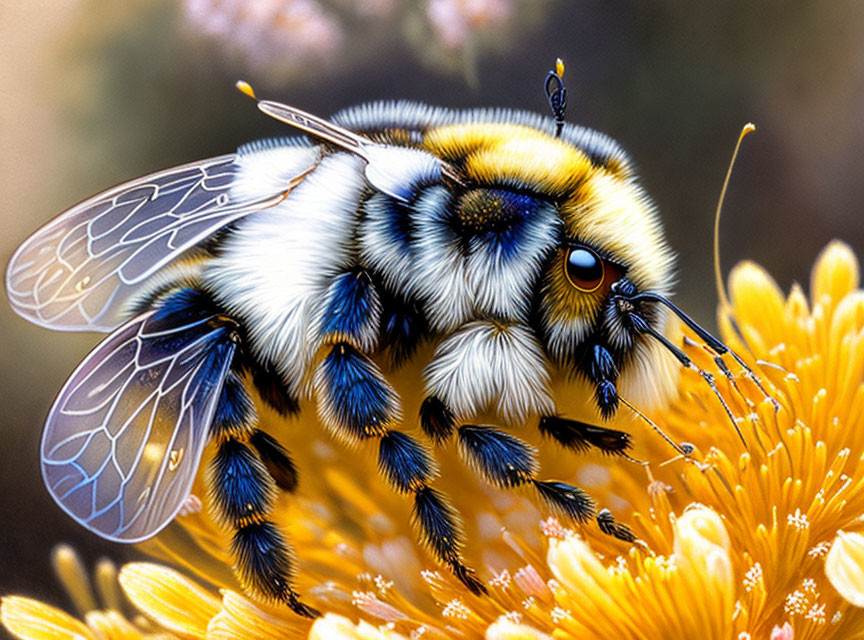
top-left (560, 172), bottom-right (674, 295)
top-left (424, 123), bottom-right (594, 196)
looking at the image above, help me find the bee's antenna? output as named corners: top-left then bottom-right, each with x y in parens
top-left (544, 58), bottom-right (567, 138)
top-left (709, 123), bottom-right (780, 411)
top-left (714, 123), bottom-right (756, 317)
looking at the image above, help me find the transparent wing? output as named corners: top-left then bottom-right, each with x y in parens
top-left (6, 155), bottom-right (292, 331)
top-left (41, 309), bottom-right (236, 542)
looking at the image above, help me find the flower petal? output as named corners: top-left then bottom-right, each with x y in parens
top-left (307, 614), bottom-right (408, 640)
top-left (0, 596), bottom-right (96, 640)
top-left (729, 261), bottom-right (786, 351)
top-left (811, 240), bottom-right (859, 308)
top-left (826, 531), bottom-right (864, 607)
top-left (118, 563), bottom-right (220, 638)
top-left (485, 618), bottom-right (553, 640)
top-left (207, 590), bottom-right (308, 640)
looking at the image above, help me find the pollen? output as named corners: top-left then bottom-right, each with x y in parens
top-left (441, 598), bottom-right (471, 619)
top-left (787, 508), bottom-right (810, 530)
top-left (743, 563), bottom-right (763, 592)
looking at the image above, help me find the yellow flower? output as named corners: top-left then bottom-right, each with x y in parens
top-left (547, 504), bottom-right (734, 639)
top-left (826, 532), bottom-right (864, 609)
top-left (5, 241), bottom-right (864, 640)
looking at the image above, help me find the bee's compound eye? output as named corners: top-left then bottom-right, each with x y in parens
top-left (565, 247), bottom-right (605, 292)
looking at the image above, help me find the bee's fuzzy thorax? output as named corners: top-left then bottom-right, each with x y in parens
top-left (204, 152), bottom-right (366, 397)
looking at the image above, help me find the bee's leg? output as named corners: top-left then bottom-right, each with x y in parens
top-left (537, 415), bottom-right (635, 459)
top-left (455, 424), bottom-right (596, 524)
top-left (248, 429), bottom-right (299, 493)
top-left (582, 342), bottom-right (620, 419)
top-left (378, 429), bottom-right (487, 595)
top-left (314, 270), bottom-right (484, 594)
top-left (315, 342), bottom-right (485, 594)
top-left (419, 395), bottom-right (457, 443)
top-left (247, 360), bottom-right (301, 418)
top-left (536, 414), bottom-right (641, 542)
top-left (209, 370), bottom-right (317, 617)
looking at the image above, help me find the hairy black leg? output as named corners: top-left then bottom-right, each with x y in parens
top-left (377, 429), bottom-right (487, 595)
top-left (153, 286), bottom-right (315, 616)
top-left (210, 371), bottom-right (317, 617)
top-left (538, 415), bottom-right (633, 457)
top-left (249, 430), bottom-right (299, 492)
top-left (316, 357), bottom-right (484, 594)
top-left (315, 269), bottom-right (484, 594)
top-left (419, 396), bottom-right (457, 444)
top-left (378, 286), bottom-right (428, 367)
top-left (596, 508), bottom-right (637, 543)
top-left (457, 424), bottom-right (595, 524)
top-left (537, 415), bottom-right (639, 543)
top-left (581, 341), bottom-right (620, 419)
top-left (249, 361), bottom-right (301, 417)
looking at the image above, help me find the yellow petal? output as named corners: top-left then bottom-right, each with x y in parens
top-left (673, 505), bottom-right (733, 602)
top-left (546, 536), bottom-right (611, 600)
top-left (308, 615), bottom-right (363, 640)
top-left (728, 261), bottom-right (785, 349)
top-left (674, 504), bottom-right (730, 558)
top-left (51, 545), bottom-right (97, 617)
top-left (1, 596), bottom-right (96, 640)
top-left (811, 240), bottom-right (859, 307)
top-left (207, 590), bottom-right (307, 640)
top-left (826, 531), bottom-right (864, 607)
top-left (307, 614), bottom-right (408, 640)
top-left (485, 618), bottom-right (553, 640)
top-left (84, 610), bottom-right (146, 640)
top-left (118, 563), bottom-right (220, 639)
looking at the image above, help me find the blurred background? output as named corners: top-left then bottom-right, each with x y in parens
top-left (2, 0), bottom-right (863, 616)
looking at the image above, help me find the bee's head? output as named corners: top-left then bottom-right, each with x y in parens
top-left (540, 167), bottom-right (676, 368)
top-left (419, 115), bottom-right (683, 414)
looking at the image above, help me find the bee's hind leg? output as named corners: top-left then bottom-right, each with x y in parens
top-left (209, 369), bottom-right (317, 617)
top-left (151, 285), bottom-right (315, 617)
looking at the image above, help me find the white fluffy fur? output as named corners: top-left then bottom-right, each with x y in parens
top-left (230, 144), bottom-right (320, 204)
top-left (423, 321), bottom-right (555, 423)
top-left (542, 313), bottom-right (594, 363)
top-left (205, 153), bottom-right (367, 396)
top-left (363, 145), bottom-right (442, 202)
top-left (408, 187), bottom-right (473, 330)
top-left (465, 209), bottom-right (560, 321)
top-left (358, 194), bottom-right (415, 298)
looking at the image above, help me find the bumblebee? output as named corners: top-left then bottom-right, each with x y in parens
top-left (6, 64), bottom-right (749, 616)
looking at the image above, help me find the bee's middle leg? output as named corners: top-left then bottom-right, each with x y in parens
top-left (313, 269), bottom-right (486, 595)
